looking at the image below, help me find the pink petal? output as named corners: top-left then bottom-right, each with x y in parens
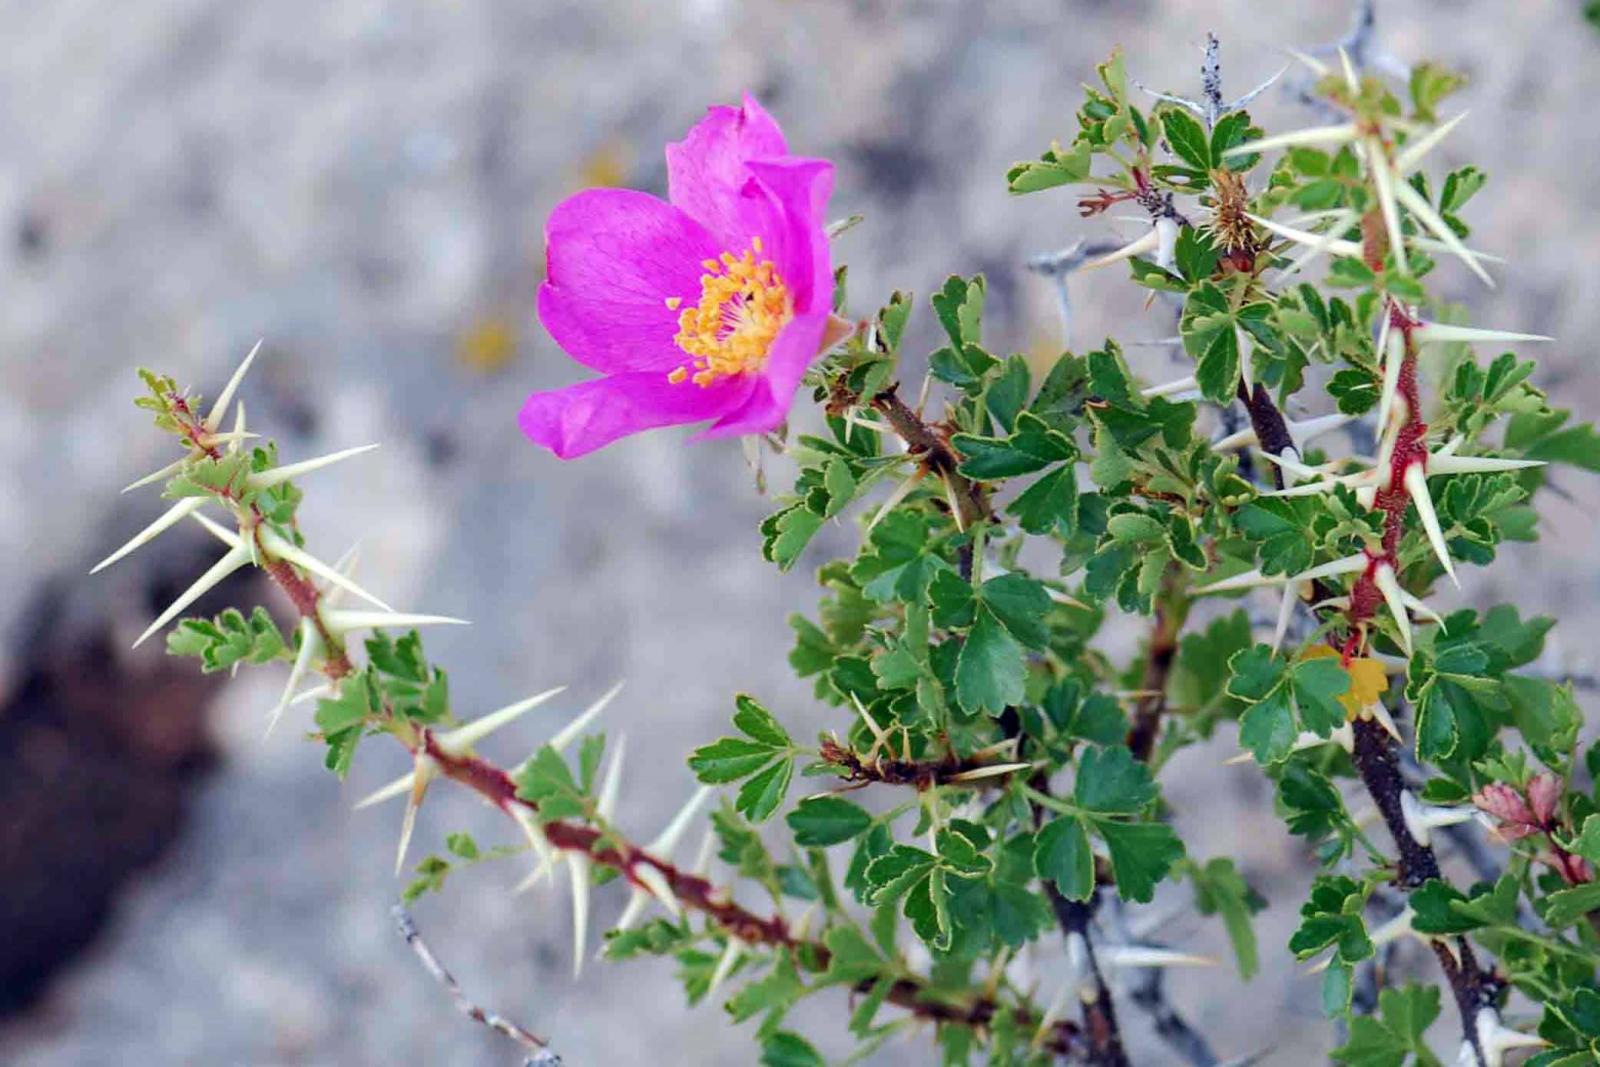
top-left (537, 188), bottom-right (719, 374)
top-left (741, 157), bottom-right (835, 314)
top-left (698, 310), bottom-right (828, 439)
top-left (1527, 773), bottom-right (1561, 827)
top-left (666, 94), bottom-right (789, 249)
top-left (520, 370), bottom-right (753, 459)
top-left (1473, 782), bottom-right (1536, 828)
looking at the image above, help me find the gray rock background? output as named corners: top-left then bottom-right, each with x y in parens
top-left (2, 0), bottom-right (1598, 1063)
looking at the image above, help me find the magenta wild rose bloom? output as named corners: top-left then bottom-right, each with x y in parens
top-left (520, 95), bottom-right (837, 458)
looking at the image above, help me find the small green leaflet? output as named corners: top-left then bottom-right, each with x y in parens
top-left (687, 695), bottom-right (797, 822)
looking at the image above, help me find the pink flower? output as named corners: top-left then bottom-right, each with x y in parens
top-left (520, 95), bottom-right (836, 458)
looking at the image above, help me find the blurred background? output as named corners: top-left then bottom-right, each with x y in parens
top-left (3, 1), bottom-right (1599, 1063)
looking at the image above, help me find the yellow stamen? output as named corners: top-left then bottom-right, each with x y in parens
top-left (664, 296), bottom-right (682, 311)
top-left (670, 242), bottom-right (793, 388)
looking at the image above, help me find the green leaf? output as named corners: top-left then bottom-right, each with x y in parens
top-left (903, 867), bottom-right (951, 947)
top-left (1332, 984), bottom-right (1443, 1067)
top-left (1074, 745), bottom-right (1157, 814)
top-left (1526, 420), bottom-right (1600, 472)
top-left (1007, 140), bottom-right (1093, 194)
top-left (1161, 108), bottom-right (1210, 170)
top-left (787, 797), bottom-right (873, 847)
top-left (864, 845), bottom-right (938, 904)
top-left (1175, 226), bottom-right (1222, 284)
top-left (514, 745), bottom-right (589, 822)
top-left (1170, 611), bottom-right (1252, 715)
top-left (1412, 682), bottom-right (1462, 764)
top-left (1234, 498), bottom-right (1315, 576)
top-left (1292, 656), bottom-right (1353, 737)
top-left (766, 506), bottom-right (824, 571)
top-left (931, 275), bottom-right (985, 348)
top-left (688, 738), bottom-right (778, 784)
top-left (1188, 858), bottom-right (1265, 979)
top-left (1009, 465), bottom-right (1078, 536)
top-left (1279, 763), bottom-right (1347, 842)
top-left (316, 672), bottom-right (377, 734)
top-left (725, 950), bottom-right (805, 1024)
top-left (953, 413), bottom-right (1075, 480)
top-left (819, 926), bottom-right (884, 986)
top-left (1210, 112), bottom-right (1260, 170)
top-left (1238, 687), bottom-right (1295, 764)
top-left (445, 832), bottom-right (480, 860)
top-left (402, 855), bottom-right (451, 903)
top-left (760, 1031), bottom-right (825, 1067)
top-left (986, 355), bottom-right (1032, 433)
top-left (168, 606), bottom-right (290, 673)
top-left (955, 605), bottom-right (1027, 716)
top-left (1291, 876), bottom-right (1372, 963)
top-left (935, 825), bottom-right (993, 879)
top-left (1409, 880), bottom-right (1481, 935)
top-left (821, 458), bottom-right (857, 519)
top-left (736, 757), bottom-right (794, 823)
top-left (979, 573), bottom-right (1053, 650)
top-left (852, 511), bottom-right (951, 604)
top-left (733, 694), bottom-right (792, 747)
top-left (1098, 821), bottom-right (1184, 904)
top-left (1409, 61), bottom-right (1466, 122)
top-left (1034, 816), bottom-right (1095, 901)
top-left (1544, 882), bottom-right (1600, 930)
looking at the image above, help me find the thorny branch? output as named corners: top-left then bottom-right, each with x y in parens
top-left (393, 904), bottom-right (562, 1066)
top-left (166, 421), bottom-right (1087, 1056)
top-left (1241, 368), bottom-right (1503, 1067)
top-left (869, 385), bottom-right (990, 578)
top-left (817, 734), bottom-right (1027, 790)
top-left (857, 390), bottom-right (1137, 1061)
top-left (418, 732), bottom-right (1087, 1056)
top-left (1047, 891), bottom-right (1132, 1067)
top-left (1124, 579), bottom-right (1182, 764)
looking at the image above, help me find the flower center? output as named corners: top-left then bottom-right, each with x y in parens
top-left (668, 238), bottom-right (792, 387)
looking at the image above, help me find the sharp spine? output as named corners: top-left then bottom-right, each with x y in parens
top-left (321, 610), bottom-right (469, 635)
top-left (1412, 323), bottom-right (1553, 345)
top-left (648, 785), bottom-right (714, 857)
top-left (1402, 463), bottom-right (1457, 587)
top-left (122, 456), bottom-right (187, 494)
top-left (1390, 178), bottom-right (1494, 287)
top-left (1080, 227), bottom-right (1161, 270)
top-left (1223, 123), bottom-right (1357, 156)
top-left (91, 496), bottom-right (206, 574)
top-left (204, 339), bottom-right (263, 432)
top-left (1393, 111), bottom-right (1469, 173)
top-left (568, 852), bottom-right (592, 976)
top-left (246, 444), bottom-right (380, 490)
top-left (268, 618), bottom-right (322, 736)
top-left (132, 542), bottom-right (253, 648)
top-left (258, 526), bottom-right (394, 611)
top-left (548, 681), bottom-right (623, 753)
top-left (441, 686), bottom-right (567, 752)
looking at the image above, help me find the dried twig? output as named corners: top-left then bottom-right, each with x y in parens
top-left (393, 904), bottom-right (562, 1066)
